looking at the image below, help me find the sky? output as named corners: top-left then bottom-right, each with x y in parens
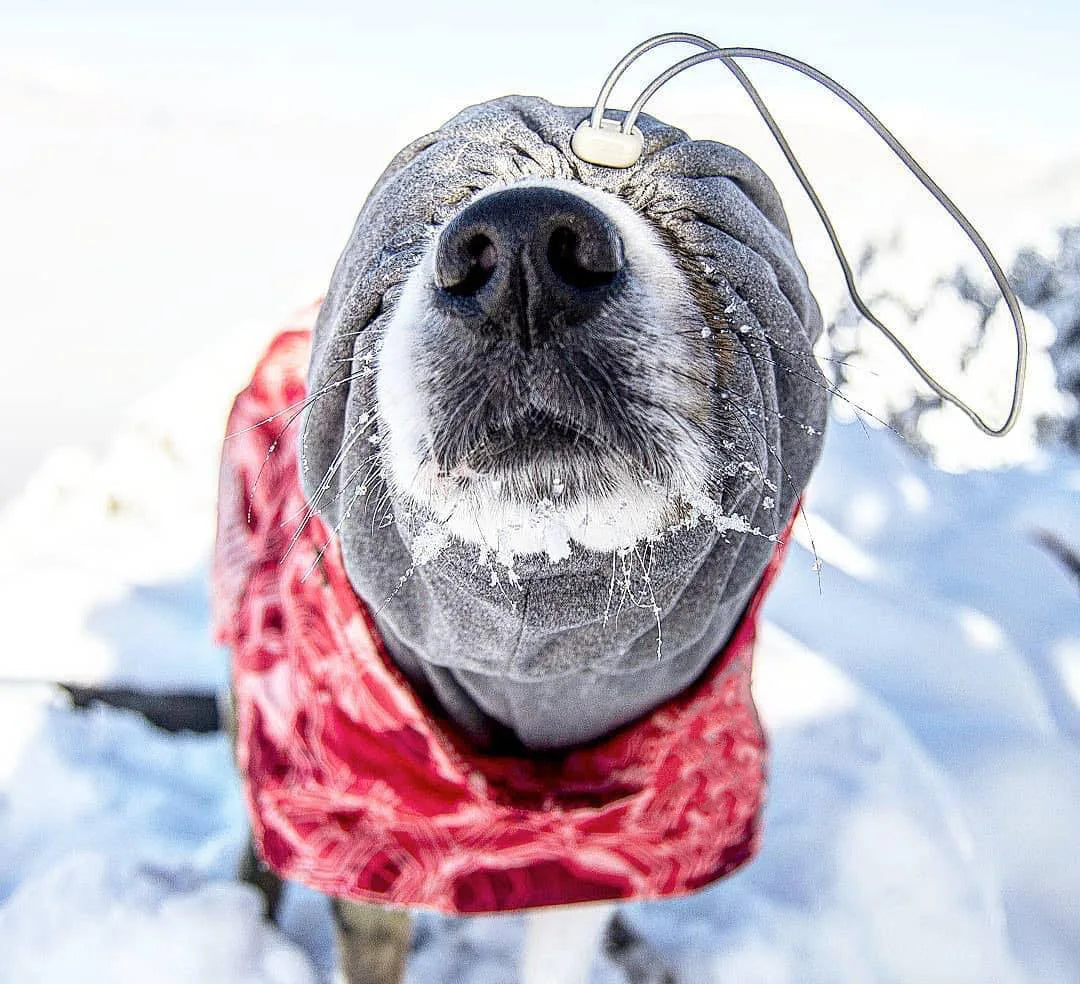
top-left (3, 0), bottom-right (1079, 143)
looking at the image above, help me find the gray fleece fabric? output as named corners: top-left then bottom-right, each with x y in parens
top-left (301, 96), bottom-right (827, 751)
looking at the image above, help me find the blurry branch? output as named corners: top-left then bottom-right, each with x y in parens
top-left (1032, 528), bottom-right (1080, 591)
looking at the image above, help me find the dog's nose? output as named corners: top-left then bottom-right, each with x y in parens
top-left (434, 185), bottom-right (625, 345)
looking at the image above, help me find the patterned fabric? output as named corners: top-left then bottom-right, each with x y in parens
top-left (213, 325), bottom-right (792, 914)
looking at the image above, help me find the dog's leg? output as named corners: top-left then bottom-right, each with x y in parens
top-left (228, 689), bottom-right (287, 923)
top-left (521, 901), bottom-right (615, 984)
top-left (332, 899), bottom-right (412, 984)
top-left (237, 835), bottom-right (286, 922)
top-left (602, 912), bottom-right (676, 984)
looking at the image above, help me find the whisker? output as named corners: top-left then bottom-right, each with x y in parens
top-left (603, 548), bottom-right (618, 624)
top-left (369, 464), bottom-right (464, 617)
top-left (283, 410), bottom-right (378, 564)
top-left (636, 543), bottom-right (664, 662)
top-left (282, 447), bottom-right (381, 528)
top-left (724, 333), bottom-right (899, 441)
top-left (236, 369), bottom-right (369, 526)
top-left (671, 322), bottom-right (885, 378)
top-left (723, 396), bottom-right (822, 591)
top-left (226, 366), bottom-right (357, 439)
top-left (301, 454), bottom-right (383, 582)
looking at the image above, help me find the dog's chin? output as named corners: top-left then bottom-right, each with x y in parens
top-left (381, 390), bottom-right (710, 559)
top-left (389, 452), bottom-right (695, 560)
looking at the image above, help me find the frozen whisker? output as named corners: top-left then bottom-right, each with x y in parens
top-left (233, 370), bottom-right (367, 525)
top-left (612, 546), bottom-right (636, 626)
top-left (372, 561), bottom-right (417, 618)
top-left (284, 411), bottom-right (380, 564)
top-left (224, 366), bottom-right (356, 440)
top-left (280, 448), bottom-right (380, 528)
top-left (726, 334), bottom-right (903, 442)
top-left (298, 448), bottom-right (385, 582)
top-left (747, 328), bottom-right (888, 378)
top-left (470, 517), bottom-right (525, 605)
top-left (724, 398), bottom-right (822, 591)
top-left (638, 545), bottom-right (664, 663)
top-left (603, 548), bottom-right (619, 625)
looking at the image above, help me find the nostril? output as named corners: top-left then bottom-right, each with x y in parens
top-left (443, 233), bottom-right (498, 297)
top-left (546, 225), bottom-right (621, 290)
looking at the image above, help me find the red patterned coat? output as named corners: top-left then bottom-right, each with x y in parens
top-left (213, 325), bottom-right (789, 914)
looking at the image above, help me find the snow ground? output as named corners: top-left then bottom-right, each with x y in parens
top-left (4, 410), bottom-right (1078, 983)
top-left (2, 71), bottom-right (1079, 984)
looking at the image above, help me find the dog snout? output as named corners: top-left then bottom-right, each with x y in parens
top-left (433, 185), bottom-right (625, 347)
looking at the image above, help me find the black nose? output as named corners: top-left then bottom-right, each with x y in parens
top-left (434, 185), bottom-right (625, 346)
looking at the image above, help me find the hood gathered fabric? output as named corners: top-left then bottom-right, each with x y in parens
top-left (214, 324), bottom-right (795, 913)
top-left (298, 96), bottom-right (827, 751)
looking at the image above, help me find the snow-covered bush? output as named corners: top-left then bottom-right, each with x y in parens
top-left (820, 231), bottom-right (1079, 471)
top-left (1011, 226), bottom-right (1080, 451)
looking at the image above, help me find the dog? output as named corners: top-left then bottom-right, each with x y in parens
top-left (215, 95), bottom-right (827, 984)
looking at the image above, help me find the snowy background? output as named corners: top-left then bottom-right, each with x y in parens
top-left (2, 2), bottom-right (1079, 981)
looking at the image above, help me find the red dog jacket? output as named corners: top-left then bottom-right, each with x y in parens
top-left (213, 326), bottom-right (790, 914)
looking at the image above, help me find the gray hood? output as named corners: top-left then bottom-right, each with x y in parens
top-left (300, 96), bottom-right (827, 750)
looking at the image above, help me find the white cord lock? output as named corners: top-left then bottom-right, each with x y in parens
top-left (571, 117), bottom-right (644, 168)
